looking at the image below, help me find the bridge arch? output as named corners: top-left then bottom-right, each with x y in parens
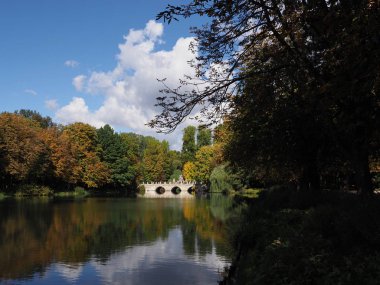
top-left (155, 186), bottom-right (166, 195)
top-left (139, 182), bottom-right (195, 198)
top-left (171, 186), bottom-right (182, 195)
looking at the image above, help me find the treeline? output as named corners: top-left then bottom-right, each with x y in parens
top-left (0, 110), bottom-right (182, 194)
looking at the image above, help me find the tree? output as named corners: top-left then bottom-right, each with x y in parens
top-left (0, 113), bottom-right (47, 187)
top-left (15, 109), bottom-right (54, 128)
top-left (183, 144), bottom-right (217, 183)
top-left (141, 136), bottom-right (166, 182)
top-left (183, 161), bottom-right (196, 181)
top-left (209, 164), bottom-right (243, 193)
top-left (150, 1), bottom-right (380, 194)
top-left (197, 126), bottom-right (212, 148)
top-left (42, 127), bottom-right (81, 186)
top-left (193, 145), bottom-right (216, 183)
top-left (181, 126), bottom-right (197, 163)
top-left (97, 125), bottom-right (133, 188)
top-left (64, 123), bottom-right (110, 188)
top-left (120, 132), bottom-right (145, 184)
top-left (167, 150), bottom-right (182, 180)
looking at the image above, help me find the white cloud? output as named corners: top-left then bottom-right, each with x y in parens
top-left (45, 99), bottom-right (59, 110)
top-left (72, 75), bottom-right (87, 91)
top-left (64, 60), bottom-right (79, 68)
top-left (24, 89), bottom-right (38, 96)
top-left (55, 97), bottom-right (104, 128)
top-left (55, 20), bottom-right (199, 149)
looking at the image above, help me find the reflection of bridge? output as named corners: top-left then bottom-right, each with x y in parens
top-left (139, 181), bottom-right (195, 198)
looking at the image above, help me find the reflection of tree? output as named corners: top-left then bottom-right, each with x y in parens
top-left (0, 197), bottom-right (232, 281)
top-left (181, 197), bottom-right (231, 258)
top-left (0, 199), bottom-right (53, 279)
top-left (209, 194), bottom-right (233, 222)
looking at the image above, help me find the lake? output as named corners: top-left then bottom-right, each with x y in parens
top-left (0, 196), bottom-right (233, 285)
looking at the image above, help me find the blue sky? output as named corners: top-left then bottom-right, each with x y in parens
top-left (0, 0), bottom-right (203, 148)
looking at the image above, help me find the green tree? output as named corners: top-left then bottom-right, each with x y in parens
top-left (120, 132), bottom-right (145, 183)
top-left (141, 136), bottom-right (166, 182)
top-left (167, 150), bottom-right (182, 180)
top-left (181, 126), bottom-right (196, 163)
top-left (197, 126), bottom-right (212, 149)
top-left (97, 125), bottom-right (133, 188)
top-left (193, 145), bottom-right (216, 183)
top-left (15, 109), bottom-right (54, 128)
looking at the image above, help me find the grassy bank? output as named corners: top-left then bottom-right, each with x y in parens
top-left (224, 187), bottom-right (380, 284)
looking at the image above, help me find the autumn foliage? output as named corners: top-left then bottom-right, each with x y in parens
top-left (0, 111), bottom-right (182, 194)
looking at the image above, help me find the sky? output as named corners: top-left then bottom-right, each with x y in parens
top-left (0, 0), bottom-right (205, 149)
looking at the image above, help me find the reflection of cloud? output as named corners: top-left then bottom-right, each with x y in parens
top-left (91, 228), bottom-right (229, 285)
top-left (55, 263), bottom-right (83, 283)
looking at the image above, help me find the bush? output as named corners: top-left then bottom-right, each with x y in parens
top-left (14, 184), bottom-right (53, 197)
top-left (137, 185), bottom-right (146, 195)
top-left (210, 164), bottom-right (243, 193)
top-left (74, 186), bottom-right (88, 196)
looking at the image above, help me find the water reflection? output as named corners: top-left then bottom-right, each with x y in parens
top-left (0, 196), bottom-right (231, 284)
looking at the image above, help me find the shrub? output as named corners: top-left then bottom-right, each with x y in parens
top-left (14, 184), bottom-right (53, 197)
top-left (74, 186), bottom-right (88, 196)
top-left (137, 185), bottom-right (146, 195)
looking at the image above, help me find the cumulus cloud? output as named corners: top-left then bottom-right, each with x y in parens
top-left (72, 75), bottom-right (87, 91)
top-left (45, 99), bottom-right (59, 110)
top-left (64, 60), bottom-right (79, 68)
top-left (55, 20), bottom-right (198, 149)
top-left (55, 97), bottom-right (104, 128)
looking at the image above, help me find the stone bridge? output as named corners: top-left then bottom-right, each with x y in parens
top-left (139, 181), bottom-right (195, 198)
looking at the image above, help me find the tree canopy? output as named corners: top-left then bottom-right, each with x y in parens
top-left (150, 0), bottom-right (380, 194)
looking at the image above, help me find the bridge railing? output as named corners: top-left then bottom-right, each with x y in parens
top-left (142, 181), bottom-right (195, 185)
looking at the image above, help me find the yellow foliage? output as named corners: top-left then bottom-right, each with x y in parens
top-left (183, 161), bottom-right (196, 181)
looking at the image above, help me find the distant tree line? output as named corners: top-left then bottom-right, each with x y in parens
top-left (0, 110), bottom-right (182, 194)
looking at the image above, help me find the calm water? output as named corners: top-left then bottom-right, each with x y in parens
top-left (0, 196), bottom-right (233, 285)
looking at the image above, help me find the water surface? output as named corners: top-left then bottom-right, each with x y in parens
top-left (0, 196), bottom-right (232, 285)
